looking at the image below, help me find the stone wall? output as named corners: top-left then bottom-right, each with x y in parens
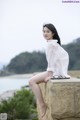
top-left (37, 78), bottom-right (80, 120)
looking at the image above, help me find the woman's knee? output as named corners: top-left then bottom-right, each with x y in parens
top-left (29, 78), bottom-right (36, 87)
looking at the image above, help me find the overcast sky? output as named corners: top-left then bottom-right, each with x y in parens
top-left (0, 0), bottom-right (80, 63)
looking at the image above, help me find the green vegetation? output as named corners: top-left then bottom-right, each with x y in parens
top-left (6, 51), bottom-right (47, 74)
top-left (0, 89), bottom-right (38, 120)
top-left (63, 38), bottom-right (80, 70)
top-left (0, 37), bottom-right (80, 75)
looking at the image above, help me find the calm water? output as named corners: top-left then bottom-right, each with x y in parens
top-left (0, 77), bottom-right (30, 94)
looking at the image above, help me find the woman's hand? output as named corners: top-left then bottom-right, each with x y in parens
top-left (44, 71), bottom-right (53, 82)
top-left (44, 76), bottom-right (52, 82)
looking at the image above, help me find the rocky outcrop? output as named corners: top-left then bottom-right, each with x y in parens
top-left (0, 90), bottom-right (16, 101)
top-left (38, 77), bottom-right (80, 120)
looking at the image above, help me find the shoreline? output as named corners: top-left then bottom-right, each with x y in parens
top-left (0, 70), bottom-right (80, 79)
top-left (0, 71), bottom-right (80, 100)
top-left (0, 72), bottom-right (39, 79)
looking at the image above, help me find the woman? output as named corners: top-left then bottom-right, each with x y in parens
top-left (29, 23), bottom-right (70, 119)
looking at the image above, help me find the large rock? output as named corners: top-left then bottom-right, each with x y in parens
top-left (38, 77), bottom-right (80, 120)
top-left (0, 90), bottom-right (16, 101)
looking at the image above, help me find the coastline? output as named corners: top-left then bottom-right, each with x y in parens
top-left (0, 72), bottom-right (39, 98)
top-left (0, 72), bottom-right (39, 79)
top-left (0, 71), bottom-right (80, 100)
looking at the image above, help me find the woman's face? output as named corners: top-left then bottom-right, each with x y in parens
top-left (43, 26), bottom-right (54, 40)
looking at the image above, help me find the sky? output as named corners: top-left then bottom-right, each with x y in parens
top-left (0, 0), bottom-right (80, 64)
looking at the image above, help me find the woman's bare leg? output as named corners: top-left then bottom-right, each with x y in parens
top-left (29, 71), bottom-right (52, 118)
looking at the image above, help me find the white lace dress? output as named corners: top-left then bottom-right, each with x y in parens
top-left (46, 39), bottom-right (70, 77)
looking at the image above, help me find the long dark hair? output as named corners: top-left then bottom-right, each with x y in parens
top-left (43, 23), bottom-right (61, 45)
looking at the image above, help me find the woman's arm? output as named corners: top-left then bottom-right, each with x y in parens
top-left (46, 44), bottom-right (57, 73)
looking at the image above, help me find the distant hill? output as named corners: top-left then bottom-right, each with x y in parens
top-left (63, 37), bottom-right (80, 70)
top-left (6, 37), bottom-right (80, 74)
top-left (6, 51), bottom-right (47, 74)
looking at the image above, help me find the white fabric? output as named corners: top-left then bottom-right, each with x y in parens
top-left (46, 39), bottom-right (70, 77)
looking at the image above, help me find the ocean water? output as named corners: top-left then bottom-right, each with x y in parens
top-left (0, 77), bottom-right (30, 94)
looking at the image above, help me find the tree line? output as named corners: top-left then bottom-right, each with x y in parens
top-left (1, 37), bottom-right (80, 75)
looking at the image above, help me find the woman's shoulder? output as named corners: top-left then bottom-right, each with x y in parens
top-left (47, 39), bottom-right (58, 48)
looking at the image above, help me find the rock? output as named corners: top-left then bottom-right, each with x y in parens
top-left (37, 77), bottom-right (80, 120)
top-left (0, 90), bottom-right (17, 101)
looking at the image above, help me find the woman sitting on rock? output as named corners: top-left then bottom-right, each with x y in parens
top-left (29, 23), bottom-right (70, 119)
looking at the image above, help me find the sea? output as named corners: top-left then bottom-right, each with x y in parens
top-left (0, 75), bottom-right (30, 94)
